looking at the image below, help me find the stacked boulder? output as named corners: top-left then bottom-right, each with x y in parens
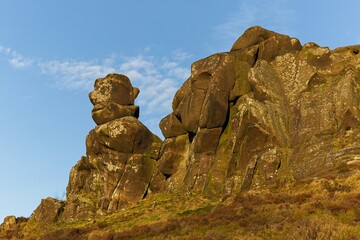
top-left (63, 74), bottom-right (161, 220)
top-left (54, 74), bottom-right (161, 221)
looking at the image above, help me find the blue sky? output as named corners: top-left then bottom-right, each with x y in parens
top-left (1, 0), bottom-right (359, 221)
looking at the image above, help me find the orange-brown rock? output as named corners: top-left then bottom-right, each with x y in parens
top-left (89, 74), bottom-right (140, 125)
top-left (89, 116), bottom-right (158, 154)
top-left (92, 103), bottom-right (139, 125)
top-left (31, 73), bottom-right (162, 222)
top-left (172, 52), bottom-right (238, 133)
top-left (7, 26), bottom-right (360, 232)
top-left (32, 198), bottom-right (64, 222)
top-left (231, 26), bottom-right (302, 61)
top-left (159, 113), bottom-right (187, 138)
top-left (0, 215), bottom-right (27, 239)
top-left (1, 216), bottom-right (16, 232)
top-left (150, 134), bottom-right (189, 192)
top-left (153, 26), bottom-right (360, 199)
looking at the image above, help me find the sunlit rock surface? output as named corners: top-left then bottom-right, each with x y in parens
top-left (154, 26), bottom-right (360, 198)
top-left (3, 27), bottom-right (360, 230)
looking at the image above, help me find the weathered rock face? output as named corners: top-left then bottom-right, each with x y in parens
top-left (19, 26), bottom-right (360, 226)
top-left (62, 74), bottom-right (161, 221)
top-left (32, 197), bottom-right (64, 222)
top-left (153, 26), bottom-right (360, 198)
top-left (32, 74), bottom-right (162, 221)
top-left (0, 215), bottom-right (27, 239)
top-left (1, 216), bottom-right (17, 232)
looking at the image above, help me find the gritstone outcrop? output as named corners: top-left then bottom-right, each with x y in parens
top-left (30, 74), bottom-right (162, 222)
top-left (152, 26), bottom-right (360, 198)
top-left (62, 74), bottom-right (162, 221)
top-left (2, 26), bottom-right (360, 230)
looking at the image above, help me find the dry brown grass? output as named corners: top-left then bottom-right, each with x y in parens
top-left (5, 171), bottom-right (360, 239)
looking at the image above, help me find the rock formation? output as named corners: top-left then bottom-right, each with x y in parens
top-left (33, 74), bottom-right (162, 221)
top-left (2, 26), bottom-right (360, 231)
top-left (153, 26), bottom-right (360, 198)
top-left (63, 74), bottom-right (162, 220)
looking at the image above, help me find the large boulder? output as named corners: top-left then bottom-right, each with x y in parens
top-left (32, 198), bottom-right (64, 222)
top-left (159, 113), bottom-right (187, 138)
top-left (231, 26), bottom-right (302, 62)
top-left (90, 116), bottom-right (158, 154)
top-left (89, 74), bottom-right (140, 125)
top-left (1, 216), bottom-right (17, 232)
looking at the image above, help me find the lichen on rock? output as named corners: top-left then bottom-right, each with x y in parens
top-left (29, 73), bottom-right (162, 222)
top-left (155, 26), bottom-right (360, 199)
top-left (3, 26), bottom-right (360, 237)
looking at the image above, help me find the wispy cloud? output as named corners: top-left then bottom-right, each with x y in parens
top-left (214, 0), bottom-right (295, 50)
top-left (9, 54), bottom-right (34, 68)
top-left (38, 58), bottom-right (116, 90)
top-left (172, 49), bottom-right (193, 61)
top-left (0, 45), bottom-right (192, 136)
top-left (0, 45), bottom-right (11, 54)
top-left (0, 45), bottom-right (34, 68)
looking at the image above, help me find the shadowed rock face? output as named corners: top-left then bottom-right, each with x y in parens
top-left (153, 26), bottom-right (360, 197)
top-left (22, 26), bottom-right (360, 224)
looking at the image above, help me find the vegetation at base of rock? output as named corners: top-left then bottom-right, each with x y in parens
top-left (2, 171), bottom-right (359, 239)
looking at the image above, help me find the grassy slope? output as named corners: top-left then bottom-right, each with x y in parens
top-left (2, 171), bottom-right (360, 240)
